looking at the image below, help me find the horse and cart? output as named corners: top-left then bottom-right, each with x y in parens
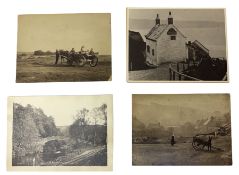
top-left (192, 134), bottom-right (214, 151)
top-left (191, 124), bottom-right (231, 152)
top-left (58, 50), bottom-right (98, 67)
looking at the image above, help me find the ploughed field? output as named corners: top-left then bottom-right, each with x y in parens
top-left (16, 55), bottom-right (111, 82)
top-left (132, 136), bottom-right (232, 165)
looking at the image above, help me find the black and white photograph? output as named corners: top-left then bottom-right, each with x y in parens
top-left (7, 95), bottom-right (113, 171)
top-left (127, 9), bottom-right (228, 82)
top-left (132, 94), bottom-right (232, 165)
top-left (16, 13), bottom-right (111, 82)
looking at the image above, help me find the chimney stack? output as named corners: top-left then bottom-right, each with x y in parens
top-left (155, 14), bottom-right (160, 25)
top-left (168, 11), bottom-right (173, 25)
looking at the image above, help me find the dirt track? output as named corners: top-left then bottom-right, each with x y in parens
top-left (128, 63), bottom-right (170, 81)
top-left (16, 55), bottom-right (111, 82)
top-left (62, 146), bottom-right (106, 166)
top-left (133, 136), bottom-right (232, 165)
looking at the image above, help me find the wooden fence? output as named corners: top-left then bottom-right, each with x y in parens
top-left (169, 62), bottom-right (202, 81)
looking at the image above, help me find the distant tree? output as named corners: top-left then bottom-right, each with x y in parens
top-left (92, 104), bottom-right (107, 125)
top-left (33, 50), bottom-right (53, 56)
top-left (100, 104), bottom-right (107, 126)
top-left (45, 50), bottom-right (53, 55)
top-left (91, 104), bottom-right (107, 145)
top-left (69, 108), bottom-right (89, 145)
top-left (224, 112), bottom-right (230, 123)
top-left (69, 106), bottom-right (108, 147)
top-left (34, 50), bottom-right (44, 56)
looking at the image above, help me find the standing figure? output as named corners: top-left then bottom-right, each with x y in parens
top-left (70, 48), bottom-right (75, 58)
top-left (89, 48), bottom-right (94, 55)
top-left (80, 45), bottom-right (87, 58)
top-left (80, 46), bottom-right (86, 54)
top-left (171, 134), bottom-right (175, 146)
top-left (55, 49), bottom-right (60, 64)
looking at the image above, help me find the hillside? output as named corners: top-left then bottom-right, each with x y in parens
top-left (12, 103), bottom-right (59, 158)
top-left (132, 102), bottom-right (230, 140)
top-left (133, 103), bottom-right (210, 126)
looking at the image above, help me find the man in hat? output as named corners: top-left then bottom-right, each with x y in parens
top-left (55, 49), bottom-right (60, 64)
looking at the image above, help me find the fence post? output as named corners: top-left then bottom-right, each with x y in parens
top-left (169, 68), bottom-right (172, 80)
top-left (179, 74), bottom-right (181, 80)
top-left (173, 71), bottom-right (175, 80)
top-left (177, 63), bottom-right (179, 72)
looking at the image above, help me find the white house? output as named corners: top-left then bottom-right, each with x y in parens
top-left (145, 12), bottom-right (188, 65)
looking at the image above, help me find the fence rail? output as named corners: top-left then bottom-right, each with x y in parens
top-left (169, 62), bottom-right (202, 81)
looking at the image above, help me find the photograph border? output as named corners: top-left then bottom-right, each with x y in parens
top-left (7, 95), bottom-right (113, 171)
top-left (132, 93), bottom-right (232, 166)
top-left (126, 8), bottom-right (229, 83)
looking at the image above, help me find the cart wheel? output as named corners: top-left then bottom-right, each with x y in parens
top-left (90, 55), bottom-right (98, 67)
top-left (192, 141), bottom-right (199, 151)
top-left (77, 57), bottom-right (86, 67)
top-left (67, 59), bottom-right (73, 66)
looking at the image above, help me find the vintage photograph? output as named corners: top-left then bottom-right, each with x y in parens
top-left (16, 13), bottom-right (111, 82)
top-left (7, 95), bottom-right (113, 171)
top-left (132, 94), bottom-right (232, 165)
top-left (127, 9), bottom-right (228, 82)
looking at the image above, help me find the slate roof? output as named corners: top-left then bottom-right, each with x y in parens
top-left (145, 24), bottom-right (186, 41)
top-left (145, 24), bottom-right (168, 41)
top-left (129, 30), bottom-right (144, 43)
top-left (192, 40), bottom-right (209, 54)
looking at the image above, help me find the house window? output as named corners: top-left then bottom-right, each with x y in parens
top-left (171, 36), bottom-right (176, 40)
top-left (152, 49), bottom-right (154, 56)
top-left (167, 28), bottom-right (177, 40)
top-left (147, 45), bottom-right (150, 53)
top-left (167, 28), bottom-right (177, 35)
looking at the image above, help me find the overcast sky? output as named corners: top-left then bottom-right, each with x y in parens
top-left (17, 13), bottom-right (111, 55)
top-left (13, 95), bottom-right (111, 126)
top-left (132, 94), bottom-right (230, 126)
top-left (128, 9), bottom-right (225, 22)
top-left (128, 9), bottom-right (226, 58)
top-left (133, 94), bottom-right (230, 113)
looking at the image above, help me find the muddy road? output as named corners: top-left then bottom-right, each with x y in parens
top-left (133, 136), bottom-right (232, 165)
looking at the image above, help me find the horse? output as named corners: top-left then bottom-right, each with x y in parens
top-left (192, 135), bottom-right (212, 151)
top-left (59, 50), bottom-right (69, 64)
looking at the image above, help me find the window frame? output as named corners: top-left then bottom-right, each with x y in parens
top-left (170, 35), bottom-right (176, 40)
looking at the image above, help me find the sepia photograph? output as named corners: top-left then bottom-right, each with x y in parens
top-left (132, 94), bottom-right (232, 165)
top-left (127, 9), bottom-right (228, 82)
top-left (7, 95), bottom-right (113, 171)
top-left (16, 13), bottom-right (111, 83)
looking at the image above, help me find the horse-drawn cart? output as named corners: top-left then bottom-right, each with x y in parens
top-left (59, 50), bottom-right (98, 67)
top-left (192, 133), bottom-right (214, 151)
top-left (192, 124), bottom-right (231, 152)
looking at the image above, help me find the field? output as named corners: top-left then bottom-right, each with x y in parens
top-left (132, 136), bottom-right (232, 165)
top-left (16, 54), bottom-right (111, 82)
